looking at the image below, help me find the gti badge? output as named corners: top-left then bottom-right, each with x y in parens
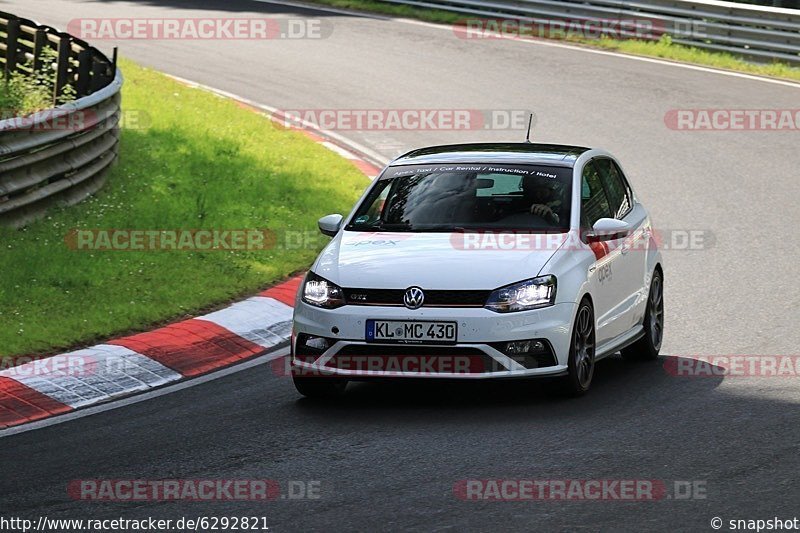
top-left (403, 287), bottom-right (425, 309)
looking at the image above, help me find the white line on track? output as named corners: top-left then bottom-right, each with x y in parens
top-left (0, 347), bottom-right (290, 439)
top-left (252, 0), bottom-right (800, 90)
top-left (164, 73), bottom-right (391, 167)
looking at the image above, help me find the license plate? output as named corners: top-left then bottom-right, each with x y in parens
top-left (365, 320), bottom-right (457, 344)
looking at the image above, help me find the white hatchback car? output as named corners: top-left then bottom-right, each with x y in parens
top-left (291, 143), bottom-right (663, 396)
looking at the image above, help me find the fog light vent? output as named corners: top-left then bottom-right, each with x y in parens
top-left (491, 339), bottom-right (557, 369)
top-left (295, 334), bottom-right (333, 356)
top-left (505, 340), bottom-right (547, 355)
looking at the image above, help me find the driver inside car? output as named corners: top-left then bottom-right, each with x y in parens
top-left (522, 176), bottom-right (564, 225)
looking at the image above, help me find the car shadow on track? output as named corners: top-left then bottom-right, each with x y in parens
top-left (291, 355), bottom-right (724, 413)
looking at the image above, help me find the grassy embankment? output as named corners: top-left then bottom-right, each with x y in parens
top-left (0, 58), bottom-right (368, 358)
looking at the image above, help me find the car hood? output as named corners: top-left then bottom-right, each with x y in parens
top-left (312, 231), bottom-right (565, 290)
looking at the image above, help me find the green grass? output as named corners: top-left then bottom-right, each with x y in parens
top-left (590, 35), bottom-right (800, 81)
top-left (308, 0), bottom-right (800, 82)
top-left (0, 57), bottom-right (368, 358)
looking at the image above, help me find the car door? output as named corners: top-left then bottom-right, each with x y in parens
top-left (594, 158), bottom-right (649, 333)
top-left (580, 160), bottom-right (628, 345)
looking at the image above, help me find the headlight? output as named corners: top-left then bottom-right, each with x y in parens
top-left (484, 275), bottom-right (557, 313)
top-left (302, 271), bottom-right (346, 309)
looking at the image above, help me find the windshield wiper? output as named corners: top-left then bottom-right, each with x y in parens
top-left (362, 222), bottom-right (415, 232)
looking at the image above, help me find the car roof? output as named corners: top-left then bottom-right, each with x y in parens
top-left (390, 143), bottom-right (592, 168)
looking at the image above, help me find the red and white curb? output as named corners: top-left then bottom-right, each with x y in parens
top-left (0, 76), bottom-right (391, 431)
top-left (0, 276), bottom-right (303, 429)
top-left (299, 129), bottom-right (382, 179)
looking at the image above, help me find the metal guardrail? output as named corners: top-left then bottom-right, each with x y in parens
top-left (0, 11), bottom-right (122, 227)
top-left (378, 0), bottom-right (800, 64)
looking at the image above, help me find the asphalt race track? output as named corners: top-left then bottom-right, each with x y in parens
top-left (1, 0), bottom-right (799, 530)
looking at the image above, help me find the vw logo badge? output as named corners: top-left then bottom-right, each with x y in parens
top-left (403, 287), bottom-right (425, 309)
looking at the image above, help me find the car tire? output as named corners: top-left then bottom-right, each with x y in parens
top-left (561, 298), bottom-right (596, 396)
top-left (292, 374), bottom-right (348, 398)
top-left (622, 269), bottom-right (664, 361)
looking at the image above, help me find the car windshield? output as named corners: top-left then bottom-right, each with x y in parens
top-left (345, 163), bottom-right (572, 232)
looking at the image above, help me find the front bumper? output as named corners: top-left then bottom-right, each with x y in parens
top-left (291, 301), bottom-right (576, 379)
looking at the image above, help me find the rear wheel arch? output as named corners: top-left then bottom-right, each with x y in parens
top-left (622, 268), bottom-right (663, 361)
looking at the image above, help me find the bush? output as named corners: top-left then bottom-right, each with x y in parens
top-left (0, 48), bottom-right (77, 117)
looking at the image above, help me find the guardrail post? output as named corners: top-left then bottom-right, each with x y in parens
top-left (53, 33), bottom-right (71, 105)
top-left (76, 48), bottom-right (92, 97)
top-left (32, 28), bottom-right (47, 72)
top-left (89, 55), bottom-right (107, 93)
top-left (4, 18), bottom-right (21, 77)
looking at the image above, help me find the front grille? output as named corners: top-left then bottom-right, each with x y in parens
top-left (343, 288), bottom-right (490, 307)
top-left (327, 344), bottom-right (501, 373)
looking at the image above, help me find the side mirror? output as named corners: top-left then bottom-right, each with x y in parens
top-left (318, 214), bottom-right (343, 237)
top-left (587, 218), bottom-right (631, 243)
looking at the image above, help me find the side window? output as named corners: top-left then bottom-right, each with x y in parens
top-left (581, 162), bottom-right (612, 228)
top-left (595, 159), bottom-right (632, 219)
top-left (610, 160), bottom-right (633, 216)
top-left (353, 181), bottom-right (391, 226)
